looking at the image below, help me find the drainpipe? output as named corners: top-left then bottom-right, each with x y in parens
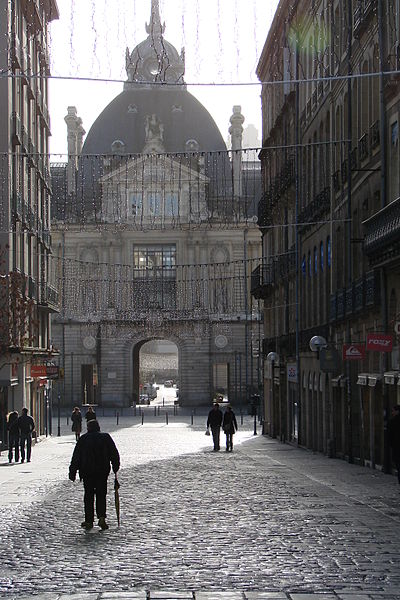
top-left (345, 0), bottom-right (353, 464)
top-left (377, 0), bottom-right (390, 473)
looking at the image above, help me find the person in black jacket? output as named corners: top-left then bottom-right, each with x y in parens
top-left (84, 405), bottom-right (96, 423)
top-left (206, 402), bottom-right (223, 451)
top-left (388, 405), bottom-right (400, 484)
top-left (7, 411), bottom-right (19, 463)
top-left (69, 419), bottom-right (120, 530)
top-left (71, 406), bottom-right (82, 441)
top-left (222, 405), bottom-right (238, 452)
top-left (17, 408), bottom-right (35, 463)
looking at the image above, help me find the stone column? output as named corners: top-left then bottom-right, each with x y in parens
top-left (229, 105), bottom-right (244, 198)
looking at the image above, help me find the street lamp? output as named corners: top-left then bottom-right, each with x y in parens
top-left (309, 335), bottom-right (327, 357)
top-left (267, 352), bottom-right (279, 438)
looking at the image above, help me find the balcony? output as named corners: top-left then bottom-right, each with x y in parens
top-left (38, 282), bottom-right (59, 312)
top-left (358, 133), bottom-right (369, 162)
top-left (329, 270), bottom-right (380, 322)
top-left (370, 120), bottom-right (380, 150)
top-left (363, 197), bottom-right (400, 267)
top-left (250, 263), bottom-right (274, 299)
top-left (257, 193), bottom-right (271, 227)
top-left (298, 187), bottom-right (330, 232)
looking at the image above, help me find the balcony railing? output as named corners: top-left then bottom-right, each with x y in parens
top-left (298, 187), bottom-right (330, 232)
top-left (353, 0), bottom-right (377, 38)
top-left (358, 133), bottom-right (369, 162)
top-left (329, 270), bottom-right (380, 322)
top-left (363, 197), bottom-right (400, 266)
top-left (370, 120), bottom-right (380, 150)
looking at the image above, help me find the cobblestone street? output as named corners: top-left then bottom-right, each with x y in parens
top-left (0, 413), bottom-right (400, 599)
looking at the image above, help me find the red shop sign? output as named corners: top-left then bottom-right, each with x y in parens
top-left (30, 365), bottom-right (47, 377)
top-left (366, 333), bottom-right (393, 352)
top-left (343, 344), bottom-right (366, 361)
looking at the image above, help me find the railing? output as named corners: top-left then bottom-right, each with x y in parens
top-left (358, 133), bottom-right (369, 162)
top-left (370, 120), bottom-right (380, 150)
top-left (353, 0), bottom-right (377, 38)
top-left (329, 270), bottom-right (380, 322)
top-left (298, 187), bottom-right (330, 232)
top-left (364, 196), bottom-right (400, 260)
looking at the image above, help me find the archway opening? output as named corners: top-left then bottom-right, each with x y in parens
top-left (134, 339), bottom-right (179, 407)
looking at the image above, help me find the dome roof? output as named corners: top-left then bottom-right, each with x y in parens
top-left (81, 86), bottom-right (228, 156)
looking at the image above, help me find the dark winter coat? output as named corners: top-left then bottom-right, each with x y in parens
top-left (71, 411), bottom-right (82, 432)
top-left (85, 409), bottom-right (96, 422)
top-left (7, 413), bottom-right (19, 438)
top-left (388, 413), bottom-right (400, 460)
top-left (17, 414), bottom-right (35, 436)
top-left (69, 430), bottom-right (120, 481)
top-left (207, 407), bottom-right (223, 429)
top-left (223, 409), bottom-right (238, 435)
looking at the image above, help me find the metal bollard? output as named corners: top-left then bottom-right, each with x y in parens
top-left (141, 411), bottom-right (144, 425)
top-left (66, 416), bottom-right (69, 426)
top-left (163, 398), bottom-right (165, 406)
top-left (240, 410), bottom-right (243, 426)
top-left (158, 406), bottom-right (160, 416)
top-left (191, 411), bottom-right (194, 426)
top-left (134, 405), bottom-right (136, 417)
top-left (166, 412), bottom-right (169, 425)
top-left (154, 406), bottom-right (157, 416)
top-left (116, 411), bottom-right (119, 425)
top-left (253, 413), bottom-right (257, 435)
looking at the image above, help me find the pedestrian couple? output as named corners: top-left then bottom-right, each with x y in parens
top-left (7, 407), bottom-right (36, 464)
top-left (71, 405), bottom-right (97, 442)
top-left (207, 401), bottom-right (238, 452)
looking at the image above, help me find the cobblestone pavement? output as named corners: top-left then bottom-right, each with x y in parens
top-left (0, 412), bottom-right (400, 599)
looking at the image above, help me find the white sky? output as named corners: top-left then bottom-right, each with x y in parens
top-left (48, 0), bottom-right (279, 157)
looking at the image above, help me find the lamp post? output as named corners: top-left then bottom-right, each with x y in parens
top-left (309, 336), bottom-right (327, 453)
top-left (267, 352), bottom-right (279, 438)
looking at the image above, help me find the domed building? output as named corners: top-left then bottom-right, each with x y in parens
top-left (51, 0), bottom-right (262, 408)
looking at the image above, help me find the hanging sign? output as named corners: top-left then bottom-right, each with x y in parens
top-left (343, 344), bottom-right (365, 361)
top-left (30, 365), bottom-right (47, 377)
top-left (366, 333), bottom-right (393, 352)
top-left (319, 346), bottom-right (341, 373)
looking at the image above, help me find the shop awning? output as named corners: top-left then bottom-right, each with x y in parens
top-left (368, 373), bottom-right (382, 387)
top-left (384, 371), bottom-right (399, 385)
top-left (356, 373), bottom-right (369, 386)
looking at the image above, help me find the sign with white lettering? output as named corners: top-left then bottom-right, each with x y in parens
top-left (366, 333), bottom-right (393, 352)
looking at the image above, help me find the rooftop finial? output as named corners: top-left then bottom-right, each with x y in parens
top-left (145, 0), bottom-right (165, 36)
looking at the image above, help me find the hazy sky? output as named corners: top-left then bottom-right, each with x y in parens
top-left (48, 0), bottom-right (279, 156)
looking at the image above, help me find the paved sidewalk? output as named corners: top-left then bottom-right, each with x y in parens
top-left (0, 418), bottom-right (399, 599)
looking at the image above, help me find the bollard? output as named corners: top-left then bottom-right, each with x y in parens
top-left (163, 397), bottom-right (165, 406)
top-left (141, 411), bottom-right (144, 425)
top-left (253, 413), bottom-right (257, 435)
top-left (191, 411), bottom-right (194, 426)
top-left (240, 410), bottom-right (243, 426)
top-left (116, 411), bottom-right (119, 425)
top-left (66, 416), bottom-right (69, 426)
top-left (154, 406), bottom-right (157, 417)
top-left (166, 412), bottom-right (169, 425)
top-left (134, 405), bottom-right (136, 417)
top-left (158, 406), bottom-right (160, 416)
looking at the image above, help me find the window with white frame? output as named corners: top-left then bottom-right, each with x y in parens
top-left (130, 192), bottom-right (143, 216)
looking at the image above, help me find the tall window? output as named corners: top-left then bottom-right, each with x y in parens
top-left (133, 245), bottom-right (176, 309)
top-left (130, 192), bottom-right (143, 216)
top-left (165, 192), bottom-right (178, 217)
top-left (148, 192), bottom-right (162, 215)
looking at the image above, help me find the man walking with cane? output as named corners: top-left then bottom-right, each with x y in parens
top-left (69, 419), bottom-right (120, 530)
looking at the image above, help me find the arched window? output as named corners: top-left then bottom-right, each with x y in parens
top-left (320, 241), bottom-right (324, 271)
top-left (327, 236), bottom-right (331, 268)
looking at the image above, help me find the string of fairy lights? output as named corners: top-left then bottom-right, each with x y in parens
top-left (1, 0), bottom-right (395, 328)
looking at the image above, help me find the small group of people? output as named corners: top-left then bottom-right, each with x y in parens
top-left (71, 405), bottom-right (97, 442)
top-left (6, 408), bottom-right (36, 464)
top-left (207, 400), bottom-right (238, 452)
